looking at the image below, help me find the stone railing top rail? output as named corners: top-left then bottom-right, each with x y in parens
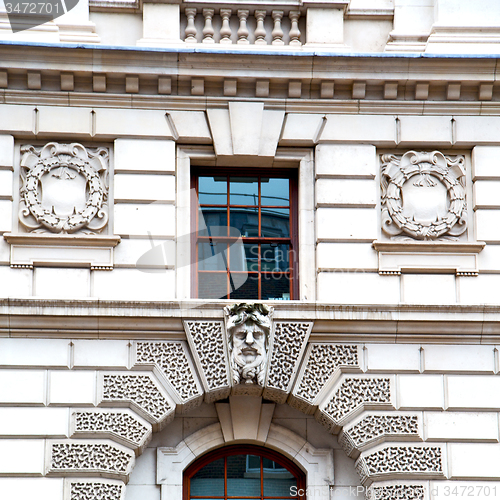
top-left (89, 0), bottom-right (353, 11)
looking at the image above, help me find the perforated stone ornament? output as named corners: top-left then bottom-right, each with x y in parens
top-left (381, 151), bottom-right (467, 240)
top-left (19, 142), bottom-right (109, 234)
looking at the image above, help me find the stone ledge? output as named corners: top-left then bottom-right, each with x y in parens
top-left (4, 233), bottom-right (121, 270)
top-left (373, 240), bottom-right (486, 277)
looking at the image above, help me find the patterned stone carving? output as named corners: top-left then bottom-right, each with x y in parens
top-left (100, 373), bottom-right (174, 429)
top-left (339, 415), bottom-right (420, 457)
top-left (72, 410), bottom-right (151, 451)
top-left (381, 151), bottom-right (467, 240)
top-left (355, 446), bottom-right (443, 484)
top-left (135, 341), bottom-right (203, 409)
top-left (289, 344), bottom-right (360, 413)
top-left (316, 377), bottom-right (393, 432)
top-left (49, 441), bottom-right (134, 480)
top-left (19, 142), bottom-right (109, 234)
top-left (184, 320), bottom-right (231, 403)
top-left (264, 321), bottom-right (312, 404)
top-left (70, 481), bottom-right (124, 500)
top-left (224, 303), bottom-right (273, 388)
top-left (366, 485), bottom-right (425, 500)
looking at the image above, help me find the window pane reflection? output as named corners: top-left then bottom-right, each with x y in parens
top-left (261, 244), bottom-right (289, 272)
top-left (261, 274), bottom-right (291, 301)
top-left (198, 273), bottom-right (228, 299)
top-left (227, 455), bottom-right (260, 496)
top-left (230, 177), bottom-right (258, 205)
top-left (198, 243), bottom-right (228, 271)
top-left (230, 244), bottom-right (257, 272)
top-left (198, 176), bottom-right (227, 205)
top-left (199, 207), bottom-right (228, 237)
top-left (190, 458), bottom-right (224, 496)
top-left (261, 178), bottom-right (289, 206)
top-left (230, 208), bottom-right (259, 237)
top-left (231, 274), bottom-right (259, 299)
top-left (261, 208), bottom-right (290, 238)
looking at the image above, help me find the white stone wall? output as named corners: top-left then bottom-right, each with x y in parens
top-left (3, 112), bottom-right (500, 305)
top-left (0, 337), bottom-right (499, 498)
top-left (1, 0), bottom-right (500, 495)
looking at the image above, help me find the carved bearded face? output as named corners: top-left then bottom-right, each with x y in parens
top-left (225, 303), bottom-right (272, 386)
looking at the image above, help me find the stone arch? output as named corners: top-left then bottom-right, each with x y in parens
top-left (156, 422), bottom-right (333, 499)
top-left (54, 318), bottom-right (443, 500)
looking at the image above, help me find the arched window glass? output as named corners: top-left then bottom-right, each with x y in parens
top-left (183, 444), bottom-right (306, 500)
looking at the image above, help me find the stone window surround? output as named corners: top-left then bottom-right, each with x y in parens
top-left (157, 422), bottom-right (334, 500)
top-left (176, 145), bottom-right (315, 301)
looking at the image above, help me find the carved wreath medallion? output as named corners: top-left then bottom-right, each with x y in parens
top-left (19, 142), bottom-right (109, 234)
top-left (381, 151), bottom-right (467, 240)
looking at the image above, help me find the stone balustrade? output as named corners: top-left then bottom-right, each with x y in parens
top-left (182, 7), bottom-right (303, 46)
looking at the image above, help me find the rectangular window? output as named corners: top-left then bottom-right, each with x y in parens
top-left (192, 168), bottom-right (298, 300)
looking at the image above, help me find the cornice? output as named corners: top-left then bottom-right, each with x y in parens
top-left (1, 298), bottom-right (500, 343)
top-left (0, 44), bottom-right (498, 106)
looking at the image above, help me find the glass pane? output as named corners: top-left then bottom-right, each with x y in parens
top-left (230, 243), bottom-right (257, 272)
top-left (261, 274), bottom-right (291, 301)
top-left (230, 208), bottom-right (259, 238)
top-left (261, 244), bottom-right (289, 272)
top-left (198, 176), bottom-right (227, 205)
top-left (230, 273), bottom-right (259, 299)
top-left (261, 178), bottom-right (289, 206)
top-left (263, 476), bottom-right (297, 497)
top-left (199, 207), bottom-right (227, 237)
top-left (230, 177), bottom-right (258, 206)
top-left (247, 455), bottom-right (260, 471)
top-left (227, 455), bottom-right (261, 496)
top-left (190, 458), bottom-right (225, 496)
top-left (261, 208), bottom-right (289, 238)
top-left (198, 272), bottom-right (228, 299)
top-left (198, 243), bottom-right (228, 271)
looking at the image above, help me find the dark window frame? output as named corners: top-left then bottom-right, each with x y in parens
top-left (183, 444), bottom-right (307, 499)
top-left (191, 167), bottom-right (299, 300)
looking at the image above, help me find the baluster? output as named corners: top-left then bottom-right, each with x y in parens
top-left (289, 10), bottom-right (301, 46)
top-left (219, 9), bottom-right (232, 44)
top-left (237, 10), bottom-right (250, 44)
top-left (185, 8), bottom-right (198, 43)
top-left (271, 10), bottom-right (284, 45)
top-left (254, 10), bottom-right (267, 45)
top-left (202, 9), bottom-right (215, 43)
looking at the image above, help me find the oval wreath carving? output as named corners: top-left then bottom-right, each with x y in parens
top-left (19, 142), bottom-right (109, 234)
top-left (381, 151), bottom-right (467, 240)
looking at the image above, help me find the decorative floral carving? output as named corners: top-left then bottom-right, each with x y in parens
top-left (224, 303), bottom-right (273, 386)
top-left (70, 482), bottom-right (124, 500)
top-left (356, 446), bottom-right (442, 484)
top-left (101, 374), bottom-right (173, 424)
top-left (50, 442), bottom-right (133, 475)
top-left (135, 341), bottom-right (201, 401)
top-left (19, 142), bottom-right (109, 234)
top-left (294, 344), bottom-right (359, 403)
top-left (73, 410), bottom-right (150, 448)
top-left (184, 320), bottom-right (230, 402)
top-left (265, 322), bottom-right (311, 403)
top-left (381, 151), bottom-right (467, 240)
top-left (366, 485), bottom-right (425, 500)
top-left (339, 415), bottom-right (420, 456)
top-left (318, 378), bottom-right (392, 431)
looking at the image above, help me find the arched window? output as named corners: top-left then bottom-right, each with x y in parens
top-left (183, 444), bottom-right (306, 500)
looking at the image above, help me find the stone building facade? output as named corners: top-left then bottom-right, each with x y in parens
top-left (1, 0), bottom-right (500, 499)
